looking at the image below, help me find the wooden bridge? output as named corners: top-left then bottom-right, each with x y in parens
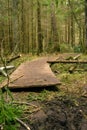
top-left (0, 57), bottom-right (61, 89)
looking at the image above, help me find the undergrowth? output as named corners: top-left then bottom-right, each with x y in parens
top-left (0, 88), bottom-right (23, 130)
top-left (51, 55), bottom-right (87, 96)
top-left (27, 90), bottom-right (51, 102)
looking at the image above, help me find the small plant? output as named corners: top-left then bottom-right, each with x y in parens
top-left (0, 89), bottom-right (23, 130)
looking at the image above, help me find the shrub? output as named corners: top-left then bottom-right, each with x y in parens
top-left (60, 43), bottom-right (74, 53)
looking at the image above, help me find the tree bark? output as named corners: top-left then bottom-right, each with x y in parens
top-left (37, 0), bottom-right (43, 55)
top-left (50, 1), bottom-right (60, 51)
top-left (85, 0), bottom-right (87, 51)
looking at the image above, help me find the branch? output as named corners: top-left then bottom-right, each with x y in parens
top-left (16, 118), bottom-right (31, 130)
top-left (0, 75), bottom-right (24, 88)
top-left (7, 54), bottom-right (21, 63)
top-left (0, 54), bottom-right (10, 88)
top-left (0, 66), bottom-right (15, 76)
top-left (12, 101), bottom-right (38, 108)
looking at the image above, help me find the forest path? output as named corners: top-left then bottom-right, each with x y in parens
top-left (0, 57), bottom-right (61, 89)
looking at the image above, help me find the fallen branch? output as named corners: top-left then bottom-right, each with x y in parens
top-left (24, 107), bottom-right (41, 114)
top-left (69, 54), bottom-right (81, 73)
top-left (0, 75), bottom-right (23, 88)
top-left (72, 54), bottom-right (81, 60)
top-left (12, 101), bottom-right (38, 108)
top-left (16, 117), bottom-right (31, 130)
top-left (69, 65), bottom-right (77, 73)
top-left (66, 54), bottom-right (81, 60)
top-left (7, 54), bottom-right (21, 63)
top-left (0, 66), bottom-right (15, 76)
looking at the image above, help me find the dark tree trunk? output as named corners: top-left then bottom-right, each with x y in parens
top-left (85, 0), bottom-right (87, 51)
top-left (21, 0), bottom-right (25, 52)
top-left (50, 1), bottom-right (60, 52)
top-left (37, 0), bottom-right (43, 55)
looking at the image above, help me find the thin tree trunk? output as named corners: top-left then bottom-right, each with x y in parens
top-left (21, 0), bottom-right (25, 52)
top-left (67, 15), bottom-right (71, 44)
top-left (31, 0), bottom-right (34, 54)
top-left (70, 13), bottom-right (75, 46)
top-left (8, 0), bottom-right (13, 52)
top-left (37, 0), bottom-right (43, 55)
top-left (85, 0), bottom-right (87, 51)
top-left (65, 18), bottom-right (68, 43)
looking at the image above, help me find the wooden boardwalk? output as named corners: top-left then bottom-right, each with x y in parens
top-left (0, 57), bottom-right (60, 89)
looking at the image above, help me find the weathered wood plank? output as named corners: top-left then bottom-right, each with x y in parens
top-left (47, 60), bottom-right (87, 64)
top-left (0, 57), bottom-right (61, 89)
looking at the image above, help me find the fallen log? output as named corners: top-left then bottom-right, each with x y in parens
top-left (69, 65), bottom-right (77, 73)
top-left (66, 54), bottom-right (81, 60)
top-left (72, 54), bottom-right (81, 60)
top-left (7, 54), bottom-right (21, 63)
top-left (68, 54), bottom-right (81, 73)
top-left (47, 60), bottom-right (87, 64)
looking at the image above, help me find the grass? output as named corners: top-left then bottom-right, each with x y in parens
top-left (0, 89), bottom-right (23, 130)
top-left (27, 90), bottom-right (52, 102)
top-left (51, 53), bottom-right (87, 96)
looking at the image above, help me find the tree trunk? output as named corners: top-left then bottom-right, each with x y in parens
top-left (8, 0), bottom-right (13, 53)
top-left (50, 1), bottom-right (60, 52)
top-left (70, 13), bottom-right (74, 46)
top-left (31, 0), bottom-right (34, 54)
top-left (12, 0), bottom-right (19, 54)
top-left (85, 0), bottom-right (87, 52)
top-left (21, 0), bottom-right (25, 52)
top-left (37, 0), bottom-right (43, 55)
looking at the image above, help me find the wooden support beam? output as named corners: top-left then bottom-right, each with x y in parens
top-left (47, 60), bottom-right (87, 64)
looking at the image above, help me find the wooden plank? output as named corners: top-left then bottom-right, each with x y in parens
top-left (0, 58), bottom-right (61, 89)
top-left (47, 60), bottom-right (87, 64)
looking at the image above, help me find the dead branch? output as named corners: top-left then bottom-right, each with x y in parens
top-left (7, 54), bottom-right (21, 63)
top-left (66, 54), bottom-right (81, 60)
top-left (12, 101), bottom-right (38, 108)
top-left (72, 54), bottom-right (81, 60)
top-left (68, 54), bottom-right (81, 73)
top-left (0, 75), bottom-right (23, 88)
top-left (69, 65), bottom-right (77, 73)
top-left (24, 107), bottom-right (41, 114)
top-left (0, 66), bottom-right (15, 76)
top-left (16, 117), bottom-right (31, 130)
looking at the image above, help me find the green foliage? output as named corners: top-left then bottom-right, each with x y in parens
top-left (0, 89), bottom-right (23, 130)
top-left (28, 90), bottom-right (50, 101)
top-left (74, 45), bottom-right (83, 53)
top-left (60, 43), bottom-right (74, 52)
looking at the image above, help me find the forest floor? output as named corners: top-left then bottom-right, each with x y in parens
top-left (1, 53), bottom-right (87, 130)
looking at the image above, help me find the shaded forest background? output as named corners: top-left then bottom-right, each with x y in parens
top-left (0, 0), bottom-right (87, 55)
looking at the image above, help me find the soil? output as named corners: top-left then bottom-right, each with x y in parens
top-left (29, 96), bottom-right (87, 130)
top-left (13, 88), bottom-right (87, 130)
